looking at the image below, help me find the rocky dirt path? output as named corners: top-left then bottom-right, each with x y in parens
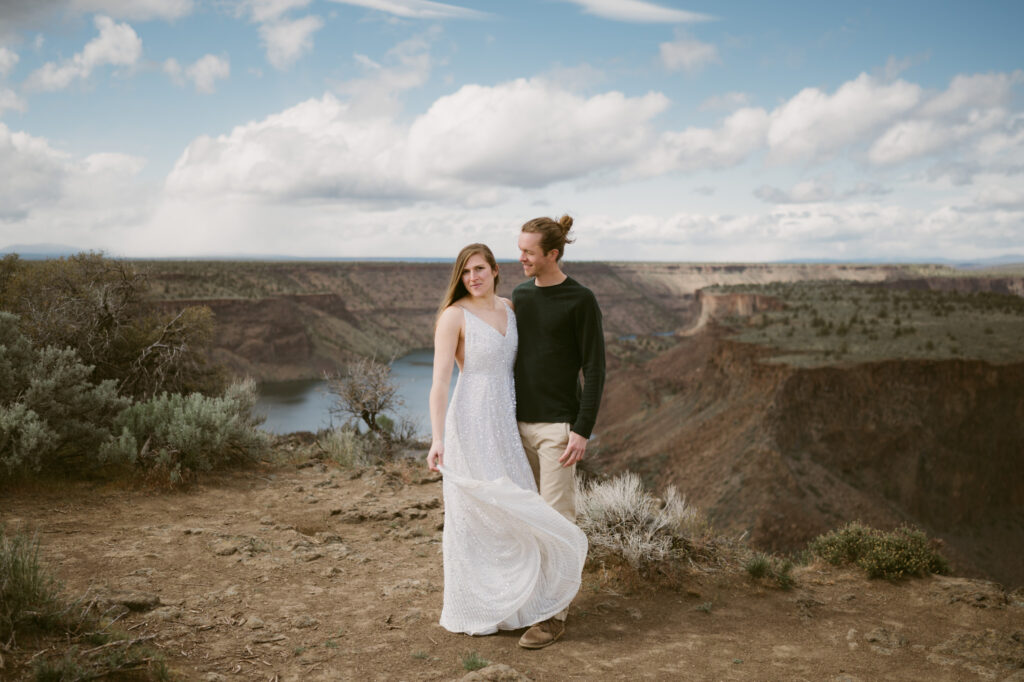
top-left (3, 459), bottom-right (1023, 681)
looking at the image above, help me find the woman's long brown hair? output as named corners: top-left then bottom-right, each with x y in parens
top-left (436, 243), bottom-right (500, 322)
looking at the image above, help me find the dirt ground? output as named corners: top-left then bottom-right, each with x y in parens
top-left (3, 458), bottom-right (1023, 681)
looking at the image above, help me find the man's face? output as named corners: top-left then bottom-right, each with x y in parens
top-left (518, 232), bottom-right (557, 278)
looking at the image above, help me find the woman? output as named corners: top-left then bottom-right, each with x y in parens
top-left (427, 243), bottom-right (587, 637)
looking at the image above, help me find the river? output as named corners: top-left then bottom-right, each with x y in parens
top-left (254, 349), bottom-right (456, 436)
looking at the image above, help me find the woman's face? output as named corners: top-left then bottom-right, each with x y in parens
top-left (462, 253), bottom-right (497, 298)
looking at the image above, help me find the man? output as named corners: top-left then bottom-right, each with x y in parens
top-left (513, 215), bottom-right (605, 649)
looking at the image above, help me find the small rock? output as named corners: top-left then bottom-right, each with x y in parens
top-left (259, 516), bottom-right (274, 525)
top-left (322, 566), bottom-right (343, 578)
top-left (202, 673), bottom-right (227, 682)
top-left (184, 528), bottom-right (204, 535)
top-left (109, 592), bottom-right (161, 612)
top-left (247, 616), bottom-right (265, 630)
top-left (222, 584), bottom-right (241, 598)
top-left (460, 663), bottom-right (532, 681)
top-left (292, 615), bottom-right (319, 629)
top-left (214, 542), bottom-right (237, 556)
top-left (151, 606), bottom-right (182, 621)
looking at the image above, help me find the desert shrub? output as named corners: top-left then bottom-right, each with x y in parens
top-left (744, 552), bottom-right (795, 589)
top-left (100, 379), bottom-right (269, 485)
top-left (1, 314), bottom-right (130, 475)
top-left (1, 528), bottom-right (169, 679)
top-left (576, 472), bottom-right (738, 584)
top-left (0, 252), bottom-right (225, 400)
top-left (0, 530), bottom-right (63, 640)
top-left (326, 357), bottom-right (402, 443)
top-left (317, 427), bottom-right (375, 468)
top-left (809, 521), bottom-right (949, 579)
top-left (461, 651), bottom-right (489, 671)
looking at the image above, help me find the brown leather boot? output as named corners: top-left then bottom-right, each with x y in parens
top-left (517, 617), bottom-right (565, 649)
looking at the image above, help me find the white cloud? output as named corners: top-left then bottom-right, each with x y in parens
top-left (260, 14), bottom-right (324, 70)
top-left (770, 72), bottom-right (921, 161)
top-left (699, 91), bottom-right (749, 112)
top-left (339, 32), bottom-right (435, 117)
top-left (165, 79), bottom-right (670, 205)
top-left (0, 88), bottom-right (26, 114)
top-left (869, 72), bottom-right (1022, 167)
top-left (186, 54), bottom-right (230, 93)
top-left (69, 0), bottom-right (193, 21)
top-left (0, 47), bottom-right (18, 78)
top-left (325, 0), bottom-right (486, 19)
top-left (755, 179), bottom-right (834, 204)
top-left (241, 0), bottom-right (313, 23)
top-left (633, 106), bottom-right (768, 177)
top-left (767, 73), bottom-right (921, 162)
top-left (162, 57), bottom-right (182, 83)
top-left (0, 122), bottom-right (147, 229)
top-left (408, 79), bottom-right (669, 189)
top-left (25, 15), bottom-right (142, 91)
top-left (560, 0), bottom-right (711, 23)
top-left (659, 33), bottom-right (718, 73)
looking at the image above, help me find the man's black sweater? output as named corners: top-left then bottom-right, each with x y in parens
top-left (512, 276), bottom-right (605, 439)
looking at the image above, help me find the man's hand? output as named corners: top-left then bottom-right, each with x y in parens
top-left (558, 431), bottom-right (588, 467)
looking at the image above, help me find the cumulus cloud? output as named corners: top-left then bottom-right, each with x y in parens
top-left (560, 0), bottom-right (711, 23)
top-left (241, 0), bottom-right (312, 23)
top-left (767, 73), bottom-right (921, 162)
top-left (70, 0), bottom-right (193, 21)
top-left (165, 78), bottom-right (670, 204)
top-left (339, 32), bottom-right (434, 117)
top-left (659, 33), bottom-right (718, 73)
top-left (0, 88), bottom-right (26, 114)
top-left (869, 72), bottom-right (1024, 167)
top-left (633, 106), bottom-right (768, 177)
top-left (259, 14), bottom-right (323, 69)
top-left (25, 15), bottom-right (142, 91)
top-left (186, 54), bottom-right (230, 93)
top-left (0, 121), bottom-right (146, 226)
top-left (755, 179), bottom-right (834, 204)
top-left (0, 47), bottom-right (18, 78)
top-left (325, 0), bottom-right (486, 19)
top-left (699, 91), bottom-right (749, 111)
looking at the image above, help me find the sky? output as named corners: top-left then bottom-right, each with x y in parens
top-left (0, 0), bottom-right (1022, 262)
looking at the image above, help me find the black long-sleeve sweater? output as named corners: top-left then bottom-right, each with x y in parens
top-left (512, 276), bottom-right (605, 439)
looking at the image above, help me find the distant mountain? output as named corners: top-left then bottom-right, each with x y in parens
top-left (0, 243), bottom-right (88, 259)
top-left (775, 254), bottom-right (1024, 268)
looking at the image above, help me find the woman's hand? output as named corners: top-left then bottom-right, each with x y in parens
top-left (427, 441), bottom-right (444, 471)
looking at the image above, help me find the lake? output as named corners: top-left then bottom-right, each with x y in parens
top-left (254, 349), bottom-right (456, 436)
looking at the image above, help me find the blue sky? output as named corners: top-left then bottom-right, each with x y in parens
top-left (1, 0), bottom-right (1022, 261)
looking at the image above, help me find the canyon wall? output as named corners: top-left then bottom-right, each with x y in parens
top-left (143, 260), bottom-right (915, 380)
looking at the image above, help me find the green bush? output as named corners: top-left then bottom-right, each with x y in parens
top-left (1, 313), bottom-right (129, 475)
top-left (0, 530), bottom-right (63, 640)
top-left (317, 427), bottom-right (374, 468)
top-left (0, 252), bottom-right (225, 400)
top-left (744, 551), bottom-right (795, 589)
top-left (100, 379), bottom-right (269, 485)
top-left (809, 521), bottom-right (949, 579)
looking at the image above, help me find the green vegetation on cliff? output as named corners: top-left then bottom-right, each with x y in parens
top-left (712, 280), bottom-right (1024, 366)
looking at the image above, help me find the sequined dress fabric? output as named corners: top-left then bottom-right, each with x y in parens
top-left (438, 302), bottom-right (588, 635)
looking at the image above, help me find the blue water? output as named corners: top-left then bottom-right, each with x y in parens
top-left (254, 349), bottom-right (457, 436)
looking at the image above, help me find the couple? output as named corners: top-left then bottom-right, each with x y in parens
top-left (426, 215), bottom-right (605, 649)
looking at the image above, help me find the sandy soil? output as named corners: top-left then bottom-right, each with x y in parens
top-left (3, 458), bottom-right (1023, 681)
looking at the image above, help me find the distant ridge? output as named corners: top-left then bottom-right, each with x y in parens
top-left (1, 243), bottom-right (89, 259)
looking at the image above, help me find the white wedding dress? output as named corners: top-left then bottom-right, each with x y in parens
top-left (438, 302), bottom-right (588, 636)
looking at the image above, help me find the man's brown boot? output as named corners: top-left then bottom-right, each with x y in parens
top-left (517, 617), bottom-right (565, 649)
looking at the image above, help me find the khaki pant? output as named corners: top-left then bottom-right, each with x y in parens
top-left (518, 421), bottom-right (577, 622)
top-left (517, 421), bottom-right (576, 523)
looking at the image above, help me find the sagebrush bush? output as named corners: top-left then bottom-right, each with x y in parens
top-left (576, 472), bottom-right (737, 581)
top-left (100, 379), bottom-right (269, 485)
top-left (1, 313), bottom-right (129, 475)
top-left (0, 252), bottom-right (225, 400)
top-left (317, 427), bottom-right (375, 468)
top-left (809, 521), bottom-right (949, 579)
